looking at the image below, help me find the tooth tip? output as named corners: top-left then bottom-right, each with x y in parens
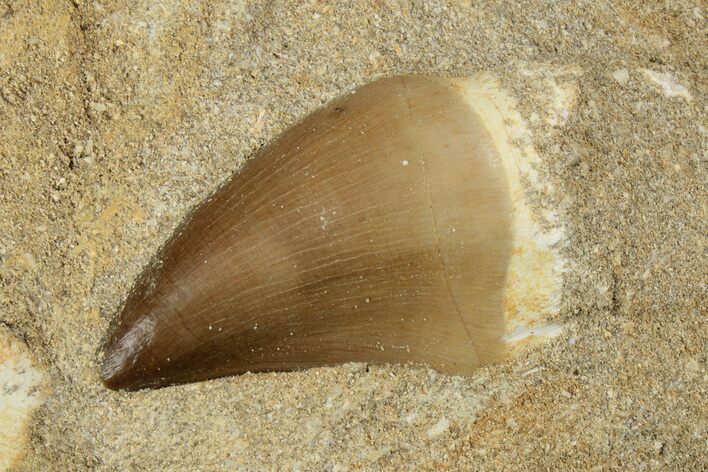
top-left (99, 347), bottom-right (124, 390)
top-left (100, 328), bottom-right (141, 390)
top-left (100, 375), bottom-right (121, 391)
top-left (100, 303), bottom-right (162, 390)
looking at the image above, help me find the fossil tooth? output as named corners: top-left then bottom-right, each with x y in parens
top-left (101, 75), bottom-right (564, 390)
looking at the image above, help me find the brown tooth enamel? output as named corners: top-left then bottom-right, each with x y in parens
top-left (101, 75), bottom-right (516, 390)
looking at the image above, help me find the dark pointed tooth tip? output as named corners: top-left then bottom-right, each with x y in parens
top-left (100, 340), bottom-right (137, 390)
top-left (100, 363), bottom-right (141, 391)
top-left (100, 350), bottom-right (123, 390)
top-left (100, 375), bottom-right (121, 391)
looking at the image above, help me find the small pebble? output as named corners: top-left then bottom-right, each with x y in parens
top-left (611, 69), bottom-right (629, 84)
top-left (427, 417), bottom-right (450, 439)
top-left (365, 446), bottom-right (391, 462)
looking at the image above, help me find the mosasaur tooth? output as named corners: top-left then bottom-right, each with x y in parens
top-left (100, 75), bottom-right (564, 390)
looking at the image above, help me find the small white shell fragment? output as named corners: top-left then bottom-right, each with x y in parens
top-left (0, 326), bottom-right (49, 471)
top-left (640, 69), bottom-right (692, 101)
top-left (426, 417), bottom-right (451, 439)
top-left (611, 69), bottom-right (630, 84)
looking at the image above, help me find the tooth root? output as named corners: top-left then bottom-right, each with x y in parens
top-left (101, 75), bottom-right (518, 390)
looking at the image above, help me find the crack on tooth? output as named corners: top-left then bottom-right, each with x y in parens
top-left (400, 78), bottom-right (476, 359)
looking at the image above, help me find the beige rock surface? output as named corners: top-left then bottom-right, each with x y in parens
top-left (0, 0), bottom-right (705, 470)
